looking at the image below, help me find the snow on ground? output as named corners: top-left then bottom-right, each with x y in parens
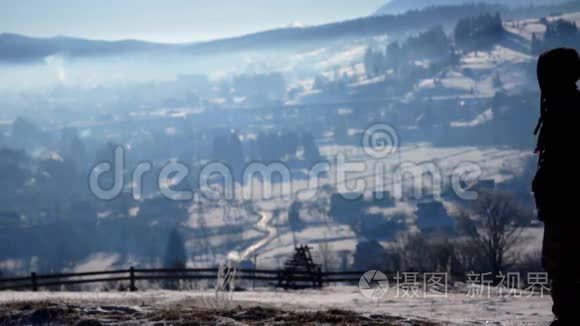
top-left (549, 12), bottom-right (580, 25)
top-left (321, 143), bottom-right (529, 186)
top-left (460, 47), bottom-right (533, 96)
top-left (46, 144), bottom-right (529, 271)
top-left (230, 287), bottom-right (553, 326)
top-left (71, 254), bottom-right (120, 273)
top-left (0, 286), bottom-right (553, 325)
top-left (462, 46), bottom-right (533, 69)
top-left (317, 46), bottom-right (367, 70)
top-left (450, 109), bottom-right (493, 128)
top-left (504, 20), bottom-right (546, 42)
top-left (413, 45), bottom-right (534, 100)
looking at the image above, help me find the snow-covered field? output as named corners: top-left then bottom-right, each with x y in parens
top-left (0, 286), bottom-right (553, 325)
top-left (50, 143), bottom-right (531, 272)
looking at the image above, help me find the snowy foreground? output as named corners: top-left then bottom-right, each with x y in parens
top-left (0, 286), bottom-right (552, 325)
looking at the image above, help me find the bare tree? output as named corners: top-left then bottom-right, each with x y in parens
top-left (163, 227), bottom-right (187, 289)
top-left (192, 197), bottom-right (213, 263)
top-left (395, 233), bottom-right (455, 274)
top-left (197, 214), bottom-right (213, 261)
top-left (163, 228), bottom-right (187, 269)
top-left (317, 233), bottom-right (337, 272)
top-left (458, 191), bottom-right (529, 277)
top-left (314, 194), bottom-right (330, 225)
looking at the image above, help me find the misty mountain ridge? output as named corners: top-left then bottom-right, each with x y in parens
top-left (0, 4), bottom-right (508, 63)
top-left (375, 0), bottom-right (570, 15)
top-left (1, 1), bottom-right (579, 63)
top-left (0, 33), bottom-right (181, 63)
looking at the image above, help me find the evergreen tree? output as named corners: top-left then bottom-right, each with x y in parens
top-left (228, 131), bottom-right (245, 172)
top-left (531, 33), bottom-right (541, 55)
top-left (492, 73), bottom-right (503, 89)
top-left (363, 47), bottom-right (375, 77)
top-left (334, 117), bottom-right (349, 144)
top-left (542, 19), bottom-right (579, 51)
top-left (11, 117), bottom-right (39, 149)
top-left (162, 227), bottom-right (187, 289)
top-left (280, 131), bottom-right (299, 159)
top-left (454, 13), bottom-right (505, 52)
top-left (405, 26), bottom-right (451, 59)
top-left (353, 240), bottom-right (386, 271)
top-left (386, 41), bottom-right (403, 73)
top-left (288, 200), bottom-right (304, 247)
top-left (313, 74), bottom-right (330, 90)
top-left (288, 200), bottom-right (304, 232)
top-left (364, 47), bottom-right (387, 77)
top-left (0, 149), bottom-right (29, 195)
top-left (302, 132), bottom-right (320, 163)
top-left (163, 228), bottom-right (187, 269)
top-left (212, 130), bottom-right (245, 173)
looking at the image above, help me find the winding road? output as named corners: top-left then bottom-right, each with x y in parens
top-left (240, 210), bottom-right (276, 261)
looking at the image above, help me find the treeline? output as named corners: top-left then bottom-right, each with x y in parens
top-left (190, 4), bottom-right (507, 55)
top-left (454, 12), bottom-right (504, 52)
top-left (211, 130), bottom-right (321, 170)
top-left (531, 18), bottom-right (580, 55)
top-left (363, 13), bottom-right (505, 78)
top-left (190, 1), bottom-right (580, 55)
top-left (350, 191), bottom-right (536, 279)
top-left (3, 2), bottom-right (580, 62)
top-left (363, 26), bottom-right (452, 77)
top-left (0, 4), bottom-right (507, 63)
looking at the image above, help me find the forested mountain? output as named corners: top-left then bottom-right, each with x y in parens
top-left (374, 0), bottom-right (569, 16)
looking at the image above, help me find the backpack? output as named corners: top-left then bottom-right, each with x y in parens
top-left (532, 95), bottom-right (548, 221)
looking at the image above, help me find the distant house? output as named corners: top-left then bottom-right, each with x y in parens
top-left (0, 211), bottom-right (21, 228)
top-left (329, 192), bottom-right (365, 225)
top-left (416, 201), bottom-right (454, 232)
top-left (359, 213), bottom-right (406, 240)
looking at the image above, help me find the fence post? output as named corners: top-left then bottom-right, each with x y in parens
top-left (252, 254), bottom-right (257, 290)
top-left (129, 267), bottom-right (137, 292)
top-left (317, 268), bottom-right (323, 289)
top-left (31, 272), bottom-right (38, 292)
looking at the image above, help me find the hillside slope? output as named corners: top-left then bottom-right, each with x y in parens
top-left (374, 0), bottom-right (569, 15)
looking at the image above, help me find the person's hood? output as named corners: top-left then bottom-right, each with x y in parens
top-left (537, 47), bottom-right (580, 96)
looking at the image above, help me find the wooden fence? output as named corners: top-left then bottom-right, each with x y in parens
top-left (0, 268), bottom-right (365, 291)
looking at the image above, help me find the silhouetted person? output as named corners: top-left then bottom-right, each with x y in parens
top-left (533, 47), bottom-right (580, 326)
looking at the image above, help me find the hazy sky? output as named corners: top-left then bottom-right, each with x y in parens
top-left (0, 0), bottom-right (386, 43)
